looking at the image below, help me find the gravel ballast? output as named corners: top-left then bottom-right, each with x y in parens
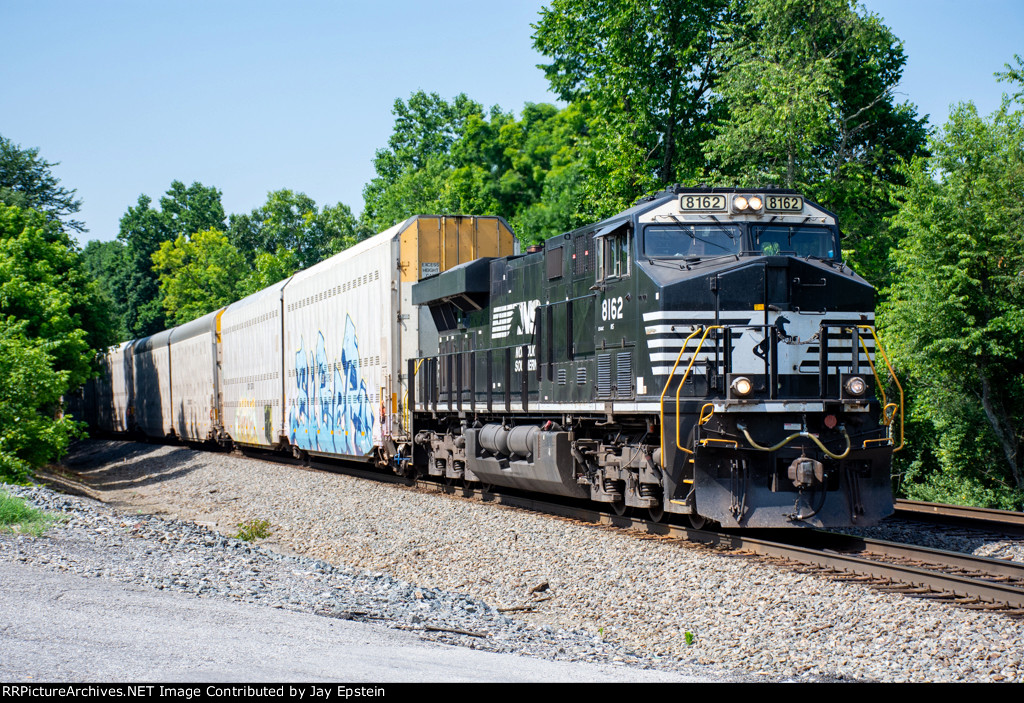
top-left (4, 440), bottom-right (1023, 683)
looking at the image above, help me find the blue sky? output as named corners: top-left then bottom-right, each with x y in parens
top-left (2, 1), bottom-right (1021, 245)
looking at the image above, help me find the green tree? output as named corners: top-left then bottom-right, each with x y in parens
top-left (361, 92), bottom-right (486, 233)
top-left (883, 98), bottom-right (1024, 508)
top-left (0, 134), bottom-right (84, 233)
top-left (0, 204), bottom-right (114, 481)
top-left (996, 54), bottom-right (1024, 102)
top-left (159, 180), bottom-right (226, 241)
top-left (0, 204), bottom-right (114, 390)
top-left (533, 0), bottom-right (733, 214)
top-left (0, 320), bottom-right (82, 483)
top-left (705, 0), bottom-right (927, 285)
top-left (151, 228), bottom-right (247, 326)
top-left (361, 92), bottom-right (590, 244)
top-left (80, 239), bottom-right (128, 340)
top-left (239, 246), bottom-right (300, 296)
top-left (228, 190), bottom-right (362, 270)
top-left (113, 181), bottom-right (226, 337)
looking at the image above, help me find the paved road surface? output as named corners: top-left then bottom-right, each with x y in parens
top-left (0, 562), bottom-right (714, 683)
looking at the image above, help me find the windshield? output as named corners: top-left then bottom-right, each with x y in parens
top-left (643, 224), bottom-right (742, 258)
top-left (752, 225), bottom-right (838, 259)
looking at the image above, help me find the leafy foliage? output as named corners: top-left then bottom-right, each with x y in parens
top-left (228, 189), bottom-right (364, 271)
top-left (151, 228), bottom-right (248, 326)
top-left (0, 205), bottom-right (114, 389)
top-left (996, 54), bottom-right (1024, 102)
top-left (883, 99), bottom-right (1024, 508)
top-left (0, 322), bottom-right (83, 483)
top-left (361, 92), bottom-right (591, 244)
top-left (80, 239), bottom-right (128, 341)
top-left (0, 134), bottom-right (84, 233)
top-left (705, 0), bottom-right (927, 286)
top-left (361, 92), bottom-right (489, 233)
top-left (113, 181), bottom-right (227, 338)
top-left (240, 246), bottom-right (300, 297)
top-left (0, 204), bottom-right (113, 481)
top-left (90, 185), bottom-right (364, 332)
top-left (534, 0), bottom-right (732, 215)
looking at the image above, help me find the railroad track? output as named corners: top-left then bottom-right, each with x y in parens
top-left (410, 480), bottom-right (1024, 618)
top-left (261, 450), bottom-right (1024, 617)
top-left (895, 499), bottom-right (1024, 537)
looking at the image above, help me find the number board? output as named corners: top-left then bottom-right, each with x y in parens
top-left (764, 195), bottom-right (804, 212)
top-left (678, 194), bottom-right (727, 212)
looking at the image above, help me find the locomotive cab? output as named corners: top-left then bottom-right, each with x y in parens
top-left (633, 189), bottom-right (899, 527)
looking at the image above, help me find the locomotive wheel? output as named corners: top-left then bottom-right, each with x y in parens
top-left (688, 513), bottom-right (708, 530)
top-left (611, 498), bottom-right (628, 517)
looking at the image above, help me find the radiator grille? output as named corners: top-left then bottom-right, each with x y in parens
top-left (597, 354), bottom-right (612, 398)
top-left (617, 352), bottom-right (632, 397)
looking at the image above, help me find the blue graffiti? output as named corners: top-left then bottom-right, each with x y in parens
top-left (289, 315), bottom-right (375, 455)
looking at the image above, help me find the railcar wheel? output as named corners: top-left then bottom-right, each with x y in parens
top-left (688, 513), bottom-right (707, 530)
top-left (648, 502), bottom-right (665, 523)
top-left (611, 498), bottom-right (628, 517)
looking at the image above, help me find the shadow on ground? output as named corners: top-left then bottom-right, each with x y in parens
top-left (47, 439), bottom-right (206, 495)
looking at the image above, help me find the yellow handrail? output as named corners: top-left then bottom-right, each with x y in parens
top-left (658, 327), bottom-right (704, 465)
top-left (675, 326), bottom-right (723, 453)
top-left (857, 325), bottom-right (905, 452)
top-left (855, 332), bottom-right (888, 410)
top-left (655, 323), bottom-right (904, 467)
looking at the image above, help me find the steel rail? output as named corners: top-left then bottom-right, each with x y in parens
top-left (895, 499), bottom-right (1024, 535)
top-left (832, 534), bottom-right (1024, 581)
top-left (417, 483), bottom-right (1024, 613)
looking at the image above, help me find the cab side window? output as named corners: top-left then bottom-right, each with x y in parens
top-left (599, 230), bottom-right (630, 281)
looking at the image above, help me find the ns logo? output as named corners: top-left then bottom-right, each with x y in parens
top-left (491, 300), bottom-right (540, 339)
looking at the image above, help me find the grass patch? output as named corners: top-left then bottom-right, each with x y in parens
top-left (0, 492), bottom-right (59, 537)
top-left (234, 518), bottom-right (272, 542)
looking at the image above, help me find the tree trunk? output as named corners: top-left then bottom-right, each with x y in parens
top-left (978, 368), bottom-right (1024, 491)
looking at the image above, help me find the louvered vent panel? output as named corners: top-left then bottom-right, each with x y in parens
top-left (576, 367), bottom-right (587, 385)
top-left (616, 352), bottom-right (632, 397)
top-left (597, 353), bottom-right (612, 398)
top-left (557, 368), bottom-right (567, 386)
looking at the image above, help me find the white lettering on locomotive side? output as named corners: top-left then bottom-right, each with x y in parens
top-left (601, 296), bottom-right (625, 322)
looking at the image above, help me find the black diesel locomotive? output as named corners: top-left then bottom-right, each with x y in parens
top-left (411, 187), bottom-right (902, 528)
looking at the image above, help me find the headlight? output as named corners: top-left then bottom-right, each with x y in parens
top-left (733, 195), bottom-right (749, 211)
top-left (747, 195), bottom-right (763, 210)
top-left (844, 376), bottom-right (867, 396)
top-left (731, 376), bottom-right (753, 397)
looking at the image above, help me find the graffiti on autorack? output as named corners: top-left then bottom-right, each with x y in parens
top-left (289, 316), bottom-right (374, 455)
